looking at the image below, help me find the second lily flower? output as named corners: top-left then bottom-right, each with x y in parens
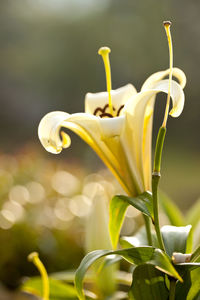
top-left (38, 47), bottom-right (186, 197)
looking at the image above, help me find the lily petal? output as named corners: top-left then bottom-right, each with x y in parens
top-left (99, 116), bottom-right (124, 138)
top-left (38, 111), bottom-right (137, 195)
top-left (153, 79), bottom-right (185, 117)
top-left (123, 78), bottom-right (185, 190)
top-left (38, 111), bottom-right (71, 154)
top-left (141, 67), bottom-right (186, 91)
top-left (38, 70), bottom-right (186, 198)
top-left (85, 84), bottom-right (137, 114)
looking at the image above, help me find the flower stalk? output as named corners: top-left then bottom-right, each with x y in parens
top-left (169, 278), bottom-right (176, 300)
top-left (152, 21), bottom-right (174, 252)
top-left (152, 127), bottom-right (166, 251)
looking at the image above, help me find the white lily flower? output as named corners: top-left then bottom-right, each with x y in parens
top-left (38, 47), bottom-right (186, 197)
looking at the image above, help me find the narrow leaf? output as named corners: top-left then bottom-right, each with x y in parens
top-left (186, 198), bottom-right (200, 230)
top-left (187, 267), bottom-right (200, 300)
top-left (191, 245), bottom-right (200, 262)
top-left (176, 262), bottom-right (200, 275)
top-left (159, 191), bottom-right (185, 226)
top-left (175, 270), bottom-right (191, 300)
top-left (109, 192), bottom-right (153, 249)
top-left (75, 247), bottom-right (182, 299)
top-left (129, 264), bottom-right (168, 300)
top-left (22, 277), bottom-right (77, 299)
top-left (176, 267), bottom-right (200, 300)
top-left (120, 227), bottom-right (159, 249)
top-left (109, 196), bottom-right (129, 249)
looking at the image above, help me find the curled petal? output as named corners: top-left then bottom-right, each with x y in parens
top-left (153, 79), bottom-right (185, 117)
top-left (127, 79), bottom-right (184, 118)
top-left (85, 84), bottom-right (137, 114)
top-left (38, 111), bottom-right (71, 154)
top-left (141, 67), bottom-right (186, 91)
top-left (123, 78), bottom-right (185, 191)
top-left (38, 111), bottom-right (135, 195)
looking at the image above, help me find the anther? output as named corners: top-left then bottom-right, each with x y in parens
top-left (163, 21), bottom-right (172, 27)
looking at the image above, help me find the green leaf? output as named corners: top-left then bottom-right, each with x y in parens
top-left (187, 267), bottom-right (200, 300)
top-left (109, 192), bottom-right (153, 249)
top-left (129, 264), bottom-right (168, 300)
top-left (176, 267), bottom-right (200, 300)
top-left (120, 227), bottom-right (159, 249)
top-left (176, 262), bottom-right (200, 276)
top-left (186, 226), bottom-right (193, 253)
top-left (161, 225), bottom-right (192, 257)
top-left (120, 227), bottom-right (148, 248)
top-left (109, 195), bottom-right (129, 249)
top-left (186, 198), bottom-right (200, 230)
top-left (51, 270), bottom-right (76, 282)
top-left (191, 245), bottom-right (200, 262)
top-left (75, 247), bottom-right (182, 300)
top-left (175, 270), bottom-right (191, 300)
top-left (101, 255), bottom-right (121, 268)
top-left (22, 277), bottom-right (77, 299)
top-left (159, 191), bottom-right (185, 226)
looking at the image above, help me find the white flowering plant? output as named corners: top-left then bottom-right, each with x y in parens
top-left (23, 21), bottom-right (200, 300)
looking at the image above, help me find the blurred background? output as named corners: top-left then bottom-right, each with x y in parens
top-left (0, 0), bottom-right (199, 297)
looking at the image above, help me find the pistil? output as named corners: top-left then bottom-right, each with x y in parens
top-left (28, 252), bottom-right (49, 300)
top-left (162, 21), bottom-right (173, 128)
top-left (98, 47), bottom-right (114, 116)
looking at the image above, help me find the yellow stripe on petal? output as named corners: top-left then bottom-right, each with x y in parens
top-left (142, 105), bottom-right (153, 190)
top-left (62, 118), bottom-right (133, 195)
top-left (61, 131), bottom-right (71, 148)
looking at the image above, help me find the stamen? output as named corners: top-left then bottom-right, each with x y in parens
top-left (28, 252), bottom-right (49, 300)
top-left (162, 21), bottom-right (173, 128)
top-left (98, 47), bottom-right (114, 115)
top-left (100, 112), bottom-right (114, 118)
top-left (116, 105), bottom-right (125, 116)
top-left (94, 104), bottom-right (116, 118)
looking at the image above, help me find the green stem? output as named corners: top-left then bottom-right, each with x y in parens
top-left (143, 214), bottom-right (152, 246)
top-left (152, 126), bottom-right (166, 252)
top-left (169, 278), bottom-right (176, 300)
top-left (152, 174), bottom-right (165, 251)
top-left (153, 127), bottom-right (166, 173)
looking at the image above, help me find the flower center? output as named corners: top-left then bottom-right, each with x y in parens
top-left (93, 103), bottom-right (125, 118)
